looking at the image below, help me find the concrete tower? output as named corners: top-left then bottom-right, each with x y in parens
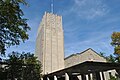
top-left (35, 12), bottom-right (64, 74)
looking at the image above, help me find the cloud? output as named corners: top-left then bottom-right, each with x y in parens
top-left (70, 0), bottom-right (109, 19)
top-left (64, 30), bottom-right (114, 57)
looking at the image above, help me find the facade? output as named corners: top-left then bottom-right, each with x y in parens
top-left (65, 48), bottom-right (107, 68)
top-left (65, 48), bottom-right (117, 80)
top-left (35, 12), bottom-right (64, 74)
top-left (35, 12), bottom-right (118, 80)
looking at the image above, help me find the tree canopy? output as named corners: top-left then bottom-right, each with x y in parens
top-left (0, 52), bottom-right (42, 80)
top-left (106, 55), bottom-right (116, 63)
top-left (111, 32), bottom-right (120, 54)
top-left (0, 0), bottom-right (30, 54)
top-left (111, 32), bottom-right (120, 62)
top-left (0, 0), bottom-right (42, 79)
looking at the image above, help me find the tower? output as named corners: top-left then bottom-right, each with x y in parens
top-left (35, 12), bottom-right (64, 74)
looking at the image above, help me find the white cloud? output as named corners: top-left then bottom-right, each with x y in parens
top-left (64, 31), bottom-right (114, 57)
top-left (71, 0), bottom-right (109, 19)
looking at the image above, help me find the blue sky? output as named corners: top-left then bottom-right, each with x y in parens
top-left (6, 0), bottom-right (120, 57)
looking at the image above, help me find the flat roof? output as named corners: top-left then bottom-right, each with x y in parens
top-left (45, 61), bottom-right (120, 77)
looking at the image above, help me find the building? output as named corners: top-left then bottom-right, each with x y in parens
top-left (35, 12), bottom-right (119, 80)
top-left (65, 48), bottom-right (107, 68)
top-left (64, 48), bottom-right (117, 80)
top-left (42, 48), bottom-right (118, 80)
top-left (35, 12), bottom-right (64, 74)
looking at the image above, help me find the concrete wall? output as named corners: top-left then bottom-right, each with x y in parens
top-left (35, 12), bottom-right (64, 74)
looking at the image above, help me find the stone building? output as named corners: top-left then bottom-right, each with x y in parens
top-left (64, 48), bottom-right (117, 80)
top-left (35, 12), bottom-right (64, 74)
top-left (65, 48), bottom-right (106, 68)
top-left (35, 12), bottom-right (118, 80)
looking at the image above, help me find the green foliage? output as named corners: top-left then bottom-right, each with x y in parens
top-left (109, 74), bottom-right (118, 80)
top-left (111, 32), bottom-right (120, 55)
top-left (0, 52), bottom-right (42, 80)
top-left (114, 46), bottom-right (120, 56)
top-left (111, 32), bottom-right (120, 63)
top-left (99, 52), bottom-right (116, 63)
top-left (0, 0), bottom-right (30, 54)
top-left (111, 32), bottom-right (120, 46)
top-left (99, 52), bottom-right (106, 57)
top-left (106, 55), bottom-right (116, 63)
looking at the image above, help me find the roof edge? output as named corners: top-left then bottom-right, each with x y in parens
top-left (64, 48), bottom-right (107, 60)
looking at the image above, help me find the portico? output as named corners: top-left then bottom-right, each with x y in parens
top-left (43, 61), bottom-right (120, 80)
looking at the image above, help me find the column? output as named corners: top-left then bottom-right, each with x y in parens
top-left (88, 74), bottom-right (92, 80)
top-left (54, 75), bottom-right (57, 80)
top-left (47, 77), bottom-right (50, 80)
top-left (41, 77), bottom-right (43, 80)
top-left (104, 71), bottom-right (110, 80)
top-left (90, 73), bottom-right (93, 80)
top-left (77, 75), bottom-right (82, 80)
top-left (100, 72), bottom-right (105, 80)
top-left (65, 73), bottom-right (69, 80)
top-left (86, 75), bottom-right (89, 80)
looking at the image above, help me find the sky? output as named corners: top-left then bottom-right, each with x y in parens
top-left (6, 0), bottom-right (120, 57)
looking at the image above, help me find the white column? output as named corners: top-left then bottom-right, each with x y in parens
top-left (100, 72), bottom-right (103, 80)
top-left (41, 77), bottom-right (43, 80)
top-left (90, 73), bottom-right (93, 80)
top-left (54, 75), bottom-right (57, 80)
top-left (47, 77), bottom-right (50, 80)
top-left (86, 75), bottom-right (89, 80)
top-left (104, 71), bottom-right (110, 80)
top-left (77, 75), bottom-right (82, 80)
top-left (65, 73), bottom-right (69, 80)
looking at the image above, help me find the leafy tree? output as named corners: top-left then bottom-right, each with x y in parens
top-left (0, 66), bottom-right (7, 80)
top-left (111, 32), bottom-right (120, 77)
top-left (111, 32), bottom-right (120, 54)
top-left (5, 52), bottom-right (24, 80)
top-left (106, 55), bottom-right (116, 63)
top-left (109, 74), bottom-right (118, 80)
top-left (99, 52), bottom-right (106, 57)
top-left (0, 52), bottom-right (42, 80)
top-left (22, 53), bottom-right (42, 80)
top-left (0, 0), bottom-right (30, 54)
top-left (111, 32), bottom-right (120, 62)
top-left (99, 52), bottom-right (116, 63)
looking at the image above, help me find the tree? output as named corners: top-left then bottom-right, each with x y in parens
top-left (111, 32), bottom-right (120, 55)
top-left (0, 0), bottom-right (30, 54)
top-left (99, 52), bottom-right (106, 57)
top-left (0, 52), bottom-right (42, 80)
top-left (111, 32), bottom-right (120, 62)
top-left (106, 55), bottom-right (116, 63)
top-left (99, 52), bottom-right (116, 63)
top-left (111, 32), bottom-right (120, 77)
top-left (109, 74), bottom-right (117, 80)
top-left (22, 53), bottom-right (42, 80)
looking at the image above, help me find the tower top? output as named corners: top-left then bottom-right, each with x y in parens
top-left (51, 0), bottom-right (54, 13)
